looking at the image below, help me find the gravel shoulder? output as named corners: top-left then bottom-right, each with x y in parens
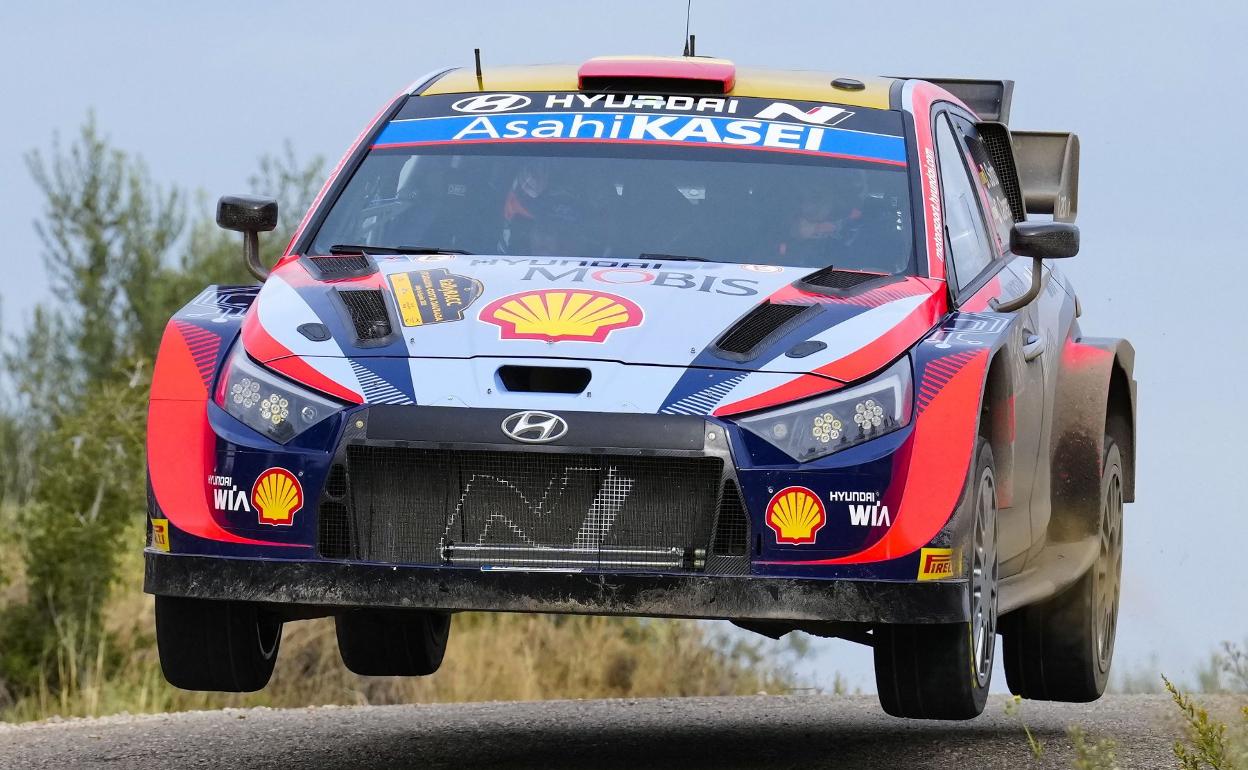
top-left (0, 694), bottom-right (1234, 769)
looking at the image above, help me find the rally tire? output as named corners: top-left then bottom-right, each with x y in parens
top-left (336, 609), bottom-right (451, 676)
top-left (155, 596), bottom-right (282, 692)
top-left (874, 439), bottom-right (998, 720)
top-left (1002, 438), bottom-right (1123, 702)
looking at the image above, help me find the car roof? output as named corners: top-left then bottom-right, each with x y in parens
top-left (420, 60), bottom-right (896, 111)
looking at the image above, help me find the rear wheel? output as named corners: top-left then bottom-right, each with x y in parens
top-left (1002, 438), bottom-right (1123, 701)
top-left (155, 596), bottom-right (282, 692)
top-left (874, 439), bottom-right (998, 719)
top-left (336, 609), bottom-right (451, 676)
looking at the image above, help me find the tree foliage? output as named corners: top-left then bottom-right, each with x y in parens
top-left (0, 116), bottom-right (324, 701)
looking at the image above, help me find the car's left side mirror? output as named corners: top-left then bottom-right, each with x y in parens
top-left (992, 222), bottom-right (1080, 312)
top-left (1010, 221), bottom-right (1079, 260)
top-left (216, 194), bottom-right (279, 281)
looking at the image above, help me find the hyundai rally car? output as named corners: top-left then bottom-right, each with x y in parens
top-left (145, 56), bottom-right (1136, 719)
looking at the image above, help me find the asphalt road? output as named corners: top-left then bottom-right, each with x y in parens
top-left (0, 694), bottom-right (1225, 769)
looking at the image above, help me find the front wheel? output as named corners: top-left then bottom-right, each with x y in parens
top-left (874, 439), bottom-right (998, 719)
top-left (155, 596), bottom-right (282, 692)
top-left (1001, 437), bottom-right (1123, 701)
top-left (336, 609), bottom-right (451, 676)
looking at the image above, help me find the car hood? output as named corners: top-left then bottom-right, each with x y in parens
top-left (241, 254), bottom-right (946, 411)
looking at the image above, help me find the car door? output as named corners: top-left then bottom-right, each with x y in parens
top-left (934, 111), bottom-right (1043, 570)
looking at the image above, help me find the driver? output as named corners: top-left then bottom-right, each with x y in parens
top-left (501, 160), bottom-right (597, 256)
top-left (778, 172), bottom-right (867, 261)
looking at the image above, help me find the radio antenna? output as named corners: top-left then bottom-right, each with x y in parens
top-left (473, 47), bottom-right (483, 89)
top-left (682, 0), bottom-right (693, 56)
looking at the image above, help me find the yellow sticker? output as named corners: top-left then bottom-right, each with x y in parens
top-left (917, 547), bottom-right (954, 580)
top-left (390, 272), bottom-right (423, 327)
top-left (151, 518), bottom-right (171, 552)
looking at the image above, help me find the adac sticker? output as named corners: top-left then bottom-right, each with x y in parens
top-left (479, 289), bottom-right (642, 343)
top-left (766, 486), bottom-right (826, 545)
top-left (390, 268), bottom-right (483, 327)
top-left (150, 518), bottom-right (171, 552)
top-left (917, 547), bottom-right (955, 580)
top-left (252, 467), bottom-right (304, 526)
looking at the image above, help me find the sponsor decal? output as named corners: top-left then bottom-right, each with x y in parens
top-left (521, 265), bottom-right (759, 297)
top-left (251, 468), bottom-right (304, 526)
top-left (830, 490), bottom-right (891, 527)
top-left (209, 474), bottom-right (252, 514)
top-left (917, 547), bottom-right (954, 580)
top-left (451, 93), bottom-right (532, 113)
top-left (373, 112), bottom-right (907, 165)
top-left (150, 518), bottom-right (171, 552)
top-left (754, 102), bottom-right (854, 126)
top-left (480, 289), bottom-right (642, 343)
top-left (742, 264), bottom-right (783, 273)
top-left (389, 268), bottom-right (483, 327)
top-left (924, 147), bottom-right (944, 264)
top-left (544, 93), bottom-right (741, 114)
top-left (766, 486), bottom-right (827, 545)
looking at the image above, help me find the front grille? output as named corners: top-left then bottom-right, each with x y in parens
top-left (715, 303), bottom-right (812, 359)
top-left (337, 289), bottom-right (392, 342)
top-left (319, 446), bottom-right (726, 572)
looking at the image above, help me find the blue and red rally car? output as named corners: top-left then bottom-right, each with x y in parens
top-left (145, 56), bottom-right (1135, 719)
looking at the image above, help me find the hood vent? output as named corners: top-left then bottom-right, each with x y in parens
top-left (799, 267), bottom-right (891, 293)
top-left (337, 289), bottom-right (393, 344)
top-left (306, 254), bottom-right (376, 280)
top-left (715, 302), bottom-right (815, 361)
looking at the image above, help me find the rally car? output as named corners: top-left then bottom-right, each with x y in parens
top-left (145, 56), bottom-right (1135, 719)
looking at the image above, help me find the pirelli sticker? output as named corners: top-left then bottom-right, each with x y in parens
top-left (917, 547), bottom-right (955, 581)
top-left (389, 268), bottom-right (483, 327)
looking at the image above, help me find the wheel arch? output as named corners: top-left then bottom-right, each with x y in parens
top-left (1049, 336), bottom-right (1136, 541)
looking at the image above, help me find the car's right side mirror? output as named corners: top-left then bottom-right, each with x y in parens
top-left (1010, 221), bottom-right (1079, 260)
top-left (216, 194), bottom-right (279, 281)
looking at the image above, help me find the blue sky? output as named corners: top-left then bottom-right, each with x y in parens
top-left (1, 0), bottom-right (1244, 692)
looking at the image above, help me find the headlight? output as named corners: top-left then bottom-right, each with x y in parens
top-left (735, 356), bottom-right (913, 462)
top-left (214, 344), bottom-right (344, 443)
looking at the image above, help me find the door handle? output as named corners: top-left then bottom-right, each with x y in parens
top-left (1022, 333), bottom-right (1045, 362)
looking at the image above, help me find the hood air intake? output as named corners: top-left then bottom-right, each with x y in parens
top-left (715, 302), bottom-right (814, 361)
top-left (799, 267), bottom-right (891, 293)
top-left (337, 289), bottom-right (392, 344)
top-left (306, 254), bottom-right (376, 280)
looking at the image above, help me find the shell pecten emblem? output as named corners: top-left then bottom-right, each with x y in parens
top-left (251, 467), bottom-right (304, 526)
top-left (480, 289), bottom-right (642, 343)
top-left (766, 486), bottom-right (826, 545)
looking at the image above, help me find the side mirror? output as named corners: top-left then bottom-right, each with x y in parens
top-left (992, 222), bottom-right (1080, 313)
top-left (216, 194), bottom-right (278, 281)
top-left (1010, 221), bottom-right (1079, 260)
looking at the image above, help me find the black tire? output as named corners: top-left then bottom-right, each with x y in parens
top-left (336, 609), bottom-right (451, 676)
top-left (1002, 438), bottom-right (1123, 702)
top-left (155, 595), bottom-right (282, 692)
top-left (874, 439), bottom-right (999, 720)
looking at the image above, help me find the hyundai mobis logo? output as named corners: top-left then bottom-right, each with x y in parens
top-left (501, 411), bottom-right (569, 443)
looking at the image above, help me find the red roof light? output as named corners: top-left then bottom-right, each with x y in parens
top-left (577, 56), bottom-right (736, 94)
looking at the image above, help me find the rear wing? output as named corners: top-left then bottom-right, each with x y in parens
top-left (1011, 131), bottom-right (1080, 223)
top-left (895, 77), bottom-right (1015, 122)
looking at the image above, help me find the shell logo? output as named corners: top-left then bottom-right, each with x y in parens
top-left (480, 289), bottom-right (642, 343)
top-left (766, 486), bottom-right (826, 545)
top-left (251, 467), bottom-right (303, 526)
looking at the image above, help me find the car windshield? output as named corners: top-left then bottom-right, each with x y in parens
top-left (308, 93), bottom-right (914, 273)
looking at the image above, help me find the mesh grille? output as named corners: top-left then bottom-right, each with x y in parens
top-left (309, 254), bottom-right (373, 279)
top-left (711, 481), bottom-right (749, 556)
top-left (980, 129), bottom-right (1026, 222)
top-left (716, 303), bottom-right (810, 357)
top-left (338, 289), bottom-right (392, 341)
top-left (801, 267), bottom-right (888, 291)
top-left (318, 446), bottom-right (724, 572)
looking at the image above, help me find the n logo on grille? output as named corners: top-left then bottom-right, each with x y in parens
top-left (501, 410), bottom-right (568, 443)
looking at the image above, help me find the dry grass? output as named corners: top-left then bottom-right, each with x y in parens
top-left (1, 529), bottom-right (803, 722)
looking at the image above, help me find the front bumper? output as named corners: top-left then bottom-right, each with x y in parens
top-left (144, 550), bottom-right (969, 624)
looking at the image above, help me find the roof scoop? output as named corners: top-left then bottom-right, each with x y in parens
top-left (577, 56), bottom-right (736, 94)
